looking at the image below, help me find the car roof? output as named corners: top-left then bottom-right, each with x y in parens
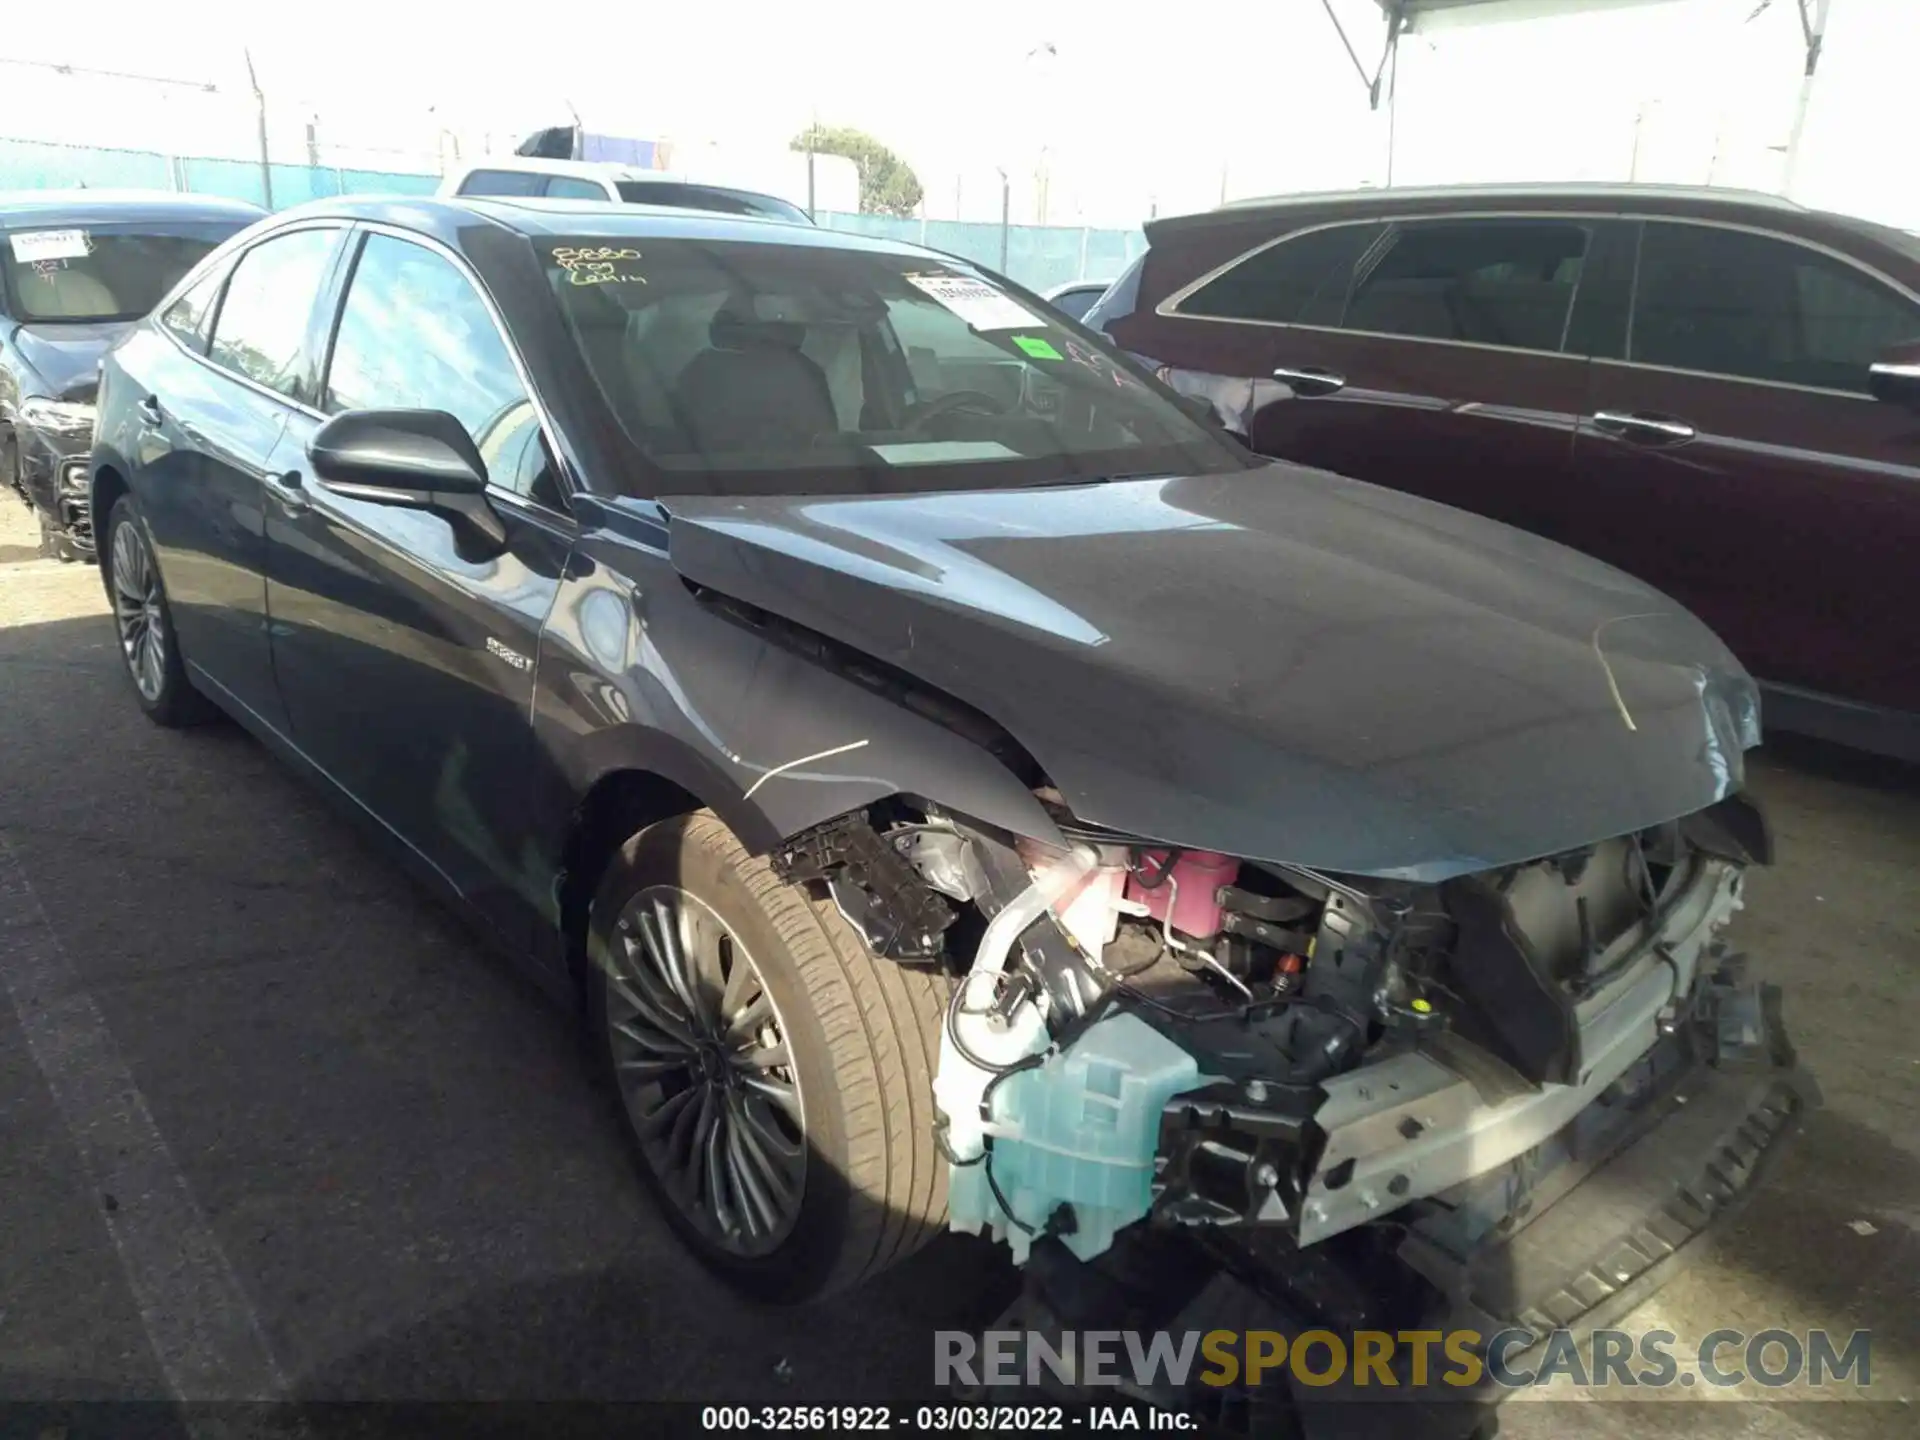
top-left (1147, 179), bottom-right (1916, 261)
top-left (449, 156), bottom-right (672, 184)
top-left (0, 189), bottom-right (267, 227)
top-left (1212, 181), bottom-right (1806, 215)
top-left (1151, 182), bottom-right (1834, 241)
top-left (264, 194), bottom-right (937, 259)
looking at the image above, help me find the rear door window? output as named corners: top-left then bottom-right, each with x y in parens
top-left (1174, 223), bottom-right (1381, 326)
top-left (160, 267), bottom-right (226, 354)
top-left (1631, 222), bottom-right (1920, 393)
top-left (544, 176), bottom-right (610, 200)
top-left (205, 228), bottom-right (340, 399)
top-left (1344, 219), bottom-right (1589, 352)
top-left (1047, 285), bottom-right (1108, 323)
top-left (456, 169), bottom-right (551, 198)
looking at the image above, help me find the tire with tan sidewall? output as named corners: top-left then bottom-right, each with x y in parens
top-left (586, 810), bottom-right (951, 1302)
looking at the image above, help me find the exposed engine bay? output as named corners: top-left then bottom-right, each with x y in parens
top-left (774, 785), bottom-right (1794, 1372)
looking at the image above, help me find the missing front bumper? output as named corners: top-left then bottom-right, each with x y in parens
top-left (981, 971), bottom-right (1812, 1434)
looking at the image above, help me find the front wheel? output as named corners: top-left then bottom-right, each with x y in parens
top-left (586, 811), bottom-right (950, 1302)
top-left (102, 495), bottom-right (214, 727)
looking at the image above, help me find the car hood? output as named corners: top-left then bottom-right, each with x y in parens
top-left (656, 464), bottom-right (1760, 881)
top-left (10, 321), bottom-right (131, 402)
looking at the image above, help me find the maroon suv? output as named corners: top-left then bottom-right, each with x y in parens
top-left (1091, 183), bottom-right (1920, 760)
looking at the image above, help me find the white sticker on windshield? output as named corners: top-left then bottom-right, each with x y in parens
top-left (9, 229), bottom-right (91, 263)
top-left (869, 440), bottom-right (1020, 464)
top-left (906, 273), bottom-right (1039, 331)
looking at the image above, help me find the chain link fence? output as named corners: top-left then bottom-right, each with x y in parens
top-left (1, 135), bottom-right (1142, 293)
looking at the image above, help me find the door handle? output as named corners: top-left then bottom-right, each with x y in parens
top-left (1271, 366), bottom-right (1346, 397)
top-left (266, 469), bottom-right (310, 513)
top-left (1591, 410), bottom-right (1696, 444)
top-left (137, 396), bottom-right (165, 428)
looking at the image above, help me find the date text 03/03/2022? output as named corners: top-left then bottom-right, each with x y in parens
top-left (699, 1404), bottom-right (1193, 1432)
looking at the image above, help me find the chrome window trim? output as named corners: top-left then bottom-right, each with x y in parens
top-left (1155, 210), bottom-right (1618, 331)
top-left (1591, 355), bottom-right (1883, 403)
top-left (1155, 209), bottom-right (1920, 372)
top-left (332, 221), bottom-right (579, 524)
top-left (169, 219), bottom-right (348, 420)
top-left (1208, 318), bottom-right (1590, 365)
top-left (1625, 217), bottom-right (1920, 395)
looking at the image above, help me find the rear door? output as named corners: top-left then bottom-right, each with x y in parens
top-left (1574, 220), bottom-right (1920, 718)
top-left (263, 227), bottom-right (574, 950)
top-left (1225, 216), bottom-right (1598, 540)
top-left (131, 224), bottom-right (345, 733)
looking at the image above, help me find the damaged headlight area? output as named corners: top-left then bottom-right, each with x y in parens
top-left (774, 787), bottom-right (1807, 1394)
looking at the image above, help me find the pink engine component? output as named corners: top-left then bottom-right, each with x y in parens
top-left (1126, 851), bottom-right (1240, 939)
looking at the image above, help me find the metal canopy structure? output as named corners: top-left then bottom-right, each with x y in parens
top-left (1318, 0), bottom-right (1837, 195)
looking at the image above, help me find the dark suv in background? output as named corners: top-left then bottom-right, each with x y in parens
top-left (1091, 183), bottom-right (1920, 760)
top-left (3, 190), bottom-right (263, 558)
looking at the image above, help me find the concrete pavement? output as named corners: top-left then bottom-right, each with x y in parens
top-left (1, 495), bottom-right (1913, 1435)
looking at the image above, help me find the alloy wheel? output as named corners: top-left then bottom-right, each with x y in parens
top-left (605, 886), bottom-right (807, 1255)
top-left (110, 520), bottom-right (167, 702)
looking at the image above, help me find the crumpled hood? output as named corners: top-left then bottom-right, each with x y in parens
top-left (657, 464), bottom-right (1760, 881)
top-left (10, 321), bottom-right (130, 402)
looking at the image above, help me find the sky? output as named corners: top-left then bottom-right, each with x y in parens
top-left (3, 0), bottom-right (1917, 231)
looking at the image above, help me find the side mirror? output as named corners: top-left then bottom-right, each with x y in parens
top-left (306, 409), bottom-right (506, 551)
top-left (1868, 341), bottom-right (1920, 412)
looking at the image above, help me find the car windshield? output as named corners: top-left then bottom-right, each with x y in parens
top-left (542, 235), bottom-right (1247, 496)
top-left (2, 222), bottom-right (235, 323)
top-left (613, 183), bottom-right (811, 225)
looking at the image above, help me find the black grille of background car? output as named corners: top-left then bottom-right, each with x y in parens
top-left (58, 462), bottom-right (94, 550)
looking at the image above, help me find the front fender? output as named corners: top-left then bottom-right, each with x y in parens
top-left (533, 539), bottom-right (1065, 858)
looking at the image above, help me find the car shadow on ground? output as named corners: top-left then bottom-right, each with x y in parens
top-left (1757, 732), bottom-right (1920, 793)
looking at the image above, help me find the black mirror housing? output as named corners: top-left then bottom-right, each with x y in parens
top-left (308, 408), bottom-right (489, 496)
top-left (1868, 342), bottom-right (1920, 412)
top-left (306, 409), bottom-right (506, 554)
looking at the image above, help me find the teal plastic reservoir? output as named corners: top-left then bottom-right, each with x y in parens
top-left (960, 1011), bottom-right (1204, 1262)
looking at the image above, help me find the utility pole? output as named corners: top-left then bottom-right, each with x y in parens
top-left (243, 47), bottom-right (272, 209)
top-left (805, 105), bottom-right (818, 220)
top-left (1781, 0), bottom-right (1832, 199)
top-left (997, 167), bottom-right (1011, 272)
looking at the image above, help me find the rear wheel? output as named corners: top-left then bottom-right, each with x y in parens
top-left (587, 811), bottom-right (950, 1302)
top-left (103, 495), bottom-right (214, 727)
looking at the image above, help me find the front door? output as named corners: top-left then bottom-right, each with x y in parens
top-left (264, 230), bottom-right (574, 951)
top-left (132, 226), bottom-right (344, 733)
top-left (1573, 219), bottom-right (1920, 719)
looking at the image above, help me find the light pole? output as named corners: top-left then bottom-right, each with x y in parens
top-left (243, 47), bottom-right (272, 210)
top-left (1781, 0), bottom-right (1832, 199)
top-left (995, 41), bottom-right (1057, 267)
top-left (996, 166), bottom-right (1011, 271)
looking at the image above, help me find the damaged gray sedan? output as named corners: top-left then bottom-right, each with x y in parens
top-left (91, 198), bottom-right (1810, 1414)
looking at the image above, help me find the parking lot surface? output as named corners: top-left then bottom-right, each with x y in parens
top-left (1, 496), bottom-right (1914, 1436)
